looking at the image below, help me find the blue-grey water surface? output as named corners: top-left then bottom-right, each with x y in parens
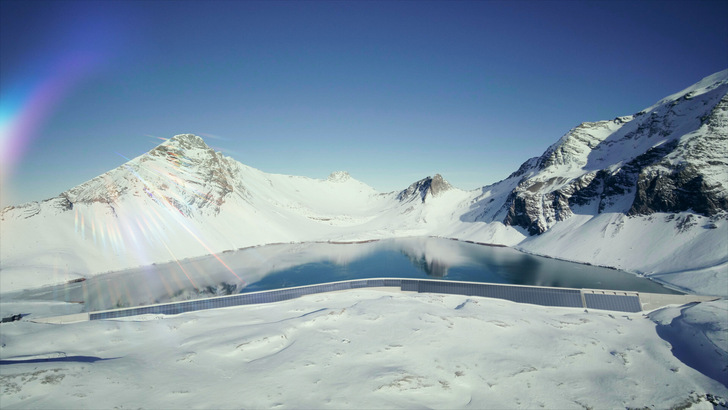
top-left (18, 237), bottom-right (680, 312)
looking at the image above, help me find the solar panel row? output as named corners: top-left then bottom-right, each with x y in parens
top-left (583, 293), bottom-right (642, 313)
top-left (88, 278), bottom-right (643, 320)
top-left (90, 279), bottom-right (386, 320)
top-left (411, 280), bottom-right (584, 308)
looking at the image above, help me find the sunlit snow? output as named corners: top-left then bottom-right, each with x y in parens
top-left (1, 71), bottom-right (727, 408)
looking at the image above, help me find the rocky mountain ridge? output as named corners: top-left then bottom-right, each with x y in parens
top-left (396, 174), bottom-right (453, 203)
top-left (68, 134), bottom-right (247, 217)
top-left (4, 71), bottom-right (726, 232)
top-left (473, 70), bottom-right (728, 235)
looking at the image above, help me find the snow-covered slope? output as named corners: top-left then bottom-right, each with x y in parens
top-left (2, 70), bottom-right (727, 295)
top-left (1, 290), bottom-right (725, 408)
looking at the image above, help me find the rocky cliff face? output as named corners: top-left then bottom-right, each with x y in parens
top-left (397, 174), bottom-right (453, 203)
top-left (485, 70), bottom-right (728, 235)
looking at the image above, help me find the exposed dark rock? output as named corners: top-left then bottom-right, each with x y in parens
top-left (398, 174), bottom-right (452, 203)
top-left (629, 165), bottom-right (728, 216)
top-left (495, 78), bottom-right (728, 235)
top-left (503, 191), bottom-right (542, 235)
top-left (327, 171), bottom-right (351, 182)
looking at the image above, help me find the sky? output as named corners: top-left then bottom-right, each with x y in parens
top-left (1, 0), bottom-right (727, 207)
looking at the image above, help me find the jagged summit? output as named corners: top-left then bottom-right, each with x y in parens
top-left (327, 171), bottom-right (351, 182)
top-left (397, 174), bottom-right (453, 203)
top-left (1, 133), bottom-right (246, 218)
top-left (149, 134), bottom-right (216, 162)
top-left (165, 133), bottom-right (208, 148)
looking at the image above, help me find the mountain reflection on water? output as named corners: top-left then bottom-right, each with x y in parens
top-left (19, 237), bottom-right (681, 312)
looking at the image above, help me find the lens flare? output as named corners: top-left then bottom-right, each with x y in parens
top-left (146, 135), bottom-right (169, 143)
top-left (71, 148), bottom-right (247, 300)
top-left (0, 53), bottom-right (99, 191)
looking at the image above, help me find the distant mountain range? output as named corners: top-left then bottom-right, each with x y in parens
top-left (2, 70), bottom-right (726, 295)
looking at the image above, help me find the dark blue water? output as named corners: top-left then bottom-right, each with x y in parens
top-left (240, 238), bottom-right (678, 294)
top-left (18, 237), bottom-right (680, 312)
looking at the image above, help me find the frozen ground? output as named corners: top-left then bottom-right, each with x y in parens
top-left (1, 290), bottom-right (726, 409)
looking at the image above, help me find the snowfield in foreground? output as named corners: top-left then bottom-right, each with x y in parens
top-left (1, 290), bottom-right (726, 409)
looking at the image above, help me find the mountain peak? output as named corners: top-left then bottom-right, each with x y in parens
top-left (327, 171), bottom-right (351, 182)
top-left (397, 174), bottom-right (453, 203)
top-left (162, 134), bottom-right (210, 150)
top-left (148, 134), bottom-right (215, 164)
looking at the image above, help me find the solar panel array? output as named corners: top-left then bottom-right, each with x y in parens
top-left (89, 279), bottom-right (392, 320)
top-left (406, 280), bottom-right (584, 308)
top-left (89, 278), bottom-right (644, 320)
top-left (583, 292), bottom-right (641, 313)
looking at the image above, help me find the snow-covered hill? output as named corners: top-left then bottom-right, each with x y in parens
top-left (1, 290), bottom-right (725, 408)
top-left (2, 70), bottom-right (727, 295)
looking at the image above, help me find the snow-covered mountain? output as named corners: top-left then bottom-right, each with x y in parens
top-left (2, 70), bottom-right (727, 295)
top-left (468, 69), bottom-right (728, 235)
top-left (468, 70), bottom-right (728, 293)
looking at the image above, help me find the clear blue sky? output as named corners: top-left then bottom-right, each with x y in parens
top-left (1, 0), bottom-right (727, 207)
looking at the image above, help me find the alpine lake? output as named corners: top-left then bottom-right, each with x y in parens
top-left (18, 237), bottom-right (681, 312)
